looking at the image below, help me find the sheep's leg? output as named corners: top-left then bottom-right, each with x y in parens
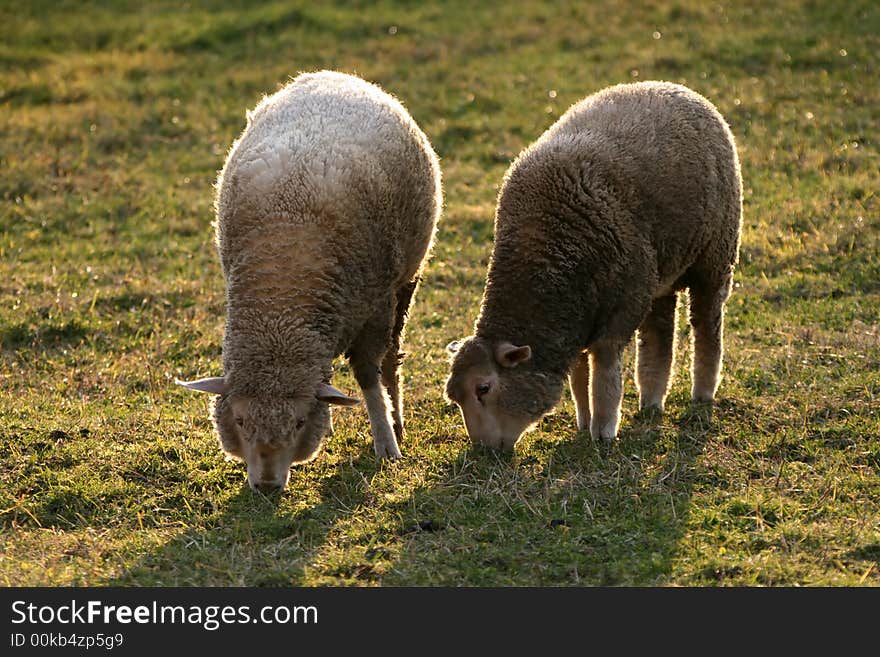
top-left (635, 294), bottom-right (677, 411)
top-left (568, 351), bottom-right (590, 431)
top-left (380, 278), bottom-right (418, 443)
top-left (689, 271), bottom-right (733, 402)
top-left (589, 339), bottom-right (625, 441)
top-left (348, 298), bottom-right (401, 460)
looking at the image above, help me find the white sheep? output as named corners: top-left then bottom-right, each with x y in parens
top-left (179, 70), bottom-right (442, 490)
top-left (446, 81), bottom-right (742, 450)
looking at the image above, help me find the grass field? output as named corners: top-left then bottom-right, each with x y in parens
top-left (1, 0), bottom-right (878, 587)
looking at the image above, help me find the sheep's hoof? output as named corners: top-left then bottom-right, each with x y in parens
top-left (375, 440), bottom-right (402, 461)
top-left (637, 403), bottom-right (664, 419)
top-left (589, 417), bottom-right (619, 443)
top-left (589, 432), bottom-right (616, 455)
top-left (638, 398), bottom-right (665, 413)
top-left (691, 386), bottom-right (716, 403)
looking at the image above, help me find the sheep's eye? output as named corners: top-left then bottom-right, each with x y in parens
top-left (476, 382), bottom-right (491, 398)
top-left (295, 417), bottom-right (307, 430)
top-left (234, 416), bottom-right (244, 428)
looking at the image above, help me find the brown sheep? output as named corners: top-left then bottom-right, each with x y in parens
top-left (446, 81), bottom-right (742, 450)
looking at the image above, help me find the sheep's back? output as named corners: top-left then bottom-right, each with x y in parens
top-left (215, 71), bottom-right (440, 285)
top-left (530, 81), bottom-right (742, 284)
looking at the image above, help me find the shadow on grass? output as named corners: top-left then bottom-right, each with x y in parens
top-left (102, 399), bottom-right (727, 586)
top-left (381, 400), bottom-right (724, 586)
top-left (104, 445), bottom-right (388, 586)
top-left (0, 319), bottom-right (89, 353)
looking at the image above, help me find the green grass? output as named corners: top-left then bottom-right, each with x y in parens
top-left (1, 0), bottom-right (878, 587)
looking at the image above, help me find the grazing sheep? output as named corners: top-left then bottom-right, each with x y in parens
top-left (178, 70), bottom-right (442, 490)
top-left (445, 81), bottom-right (742, 450)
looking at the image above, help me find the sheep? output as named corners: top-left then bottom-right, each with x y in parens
top-left (445, 81), bottom-right (742, 450)
top-left (177, 70), bottom-right (442, 491)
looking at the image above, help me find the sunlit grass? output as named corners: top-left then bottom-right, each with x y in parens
top-left (1, 0), bottom-right (878, 586)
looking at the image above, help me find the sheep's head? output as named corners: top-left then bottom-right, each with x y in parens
top-left (177, 377), bottom-right (359, 492)
top-left (444, 336), bottom-right (562, 451)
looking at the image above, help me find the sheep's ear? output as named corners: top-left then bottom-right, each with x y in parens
top-left (176, 376), bottom-right (229, 395)
top-left (316, 382), bottom-right (361, 406)
top-left (446, 340), bottom-right (463, 355)
top-left (494, 342), bottom-right (532, 368)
